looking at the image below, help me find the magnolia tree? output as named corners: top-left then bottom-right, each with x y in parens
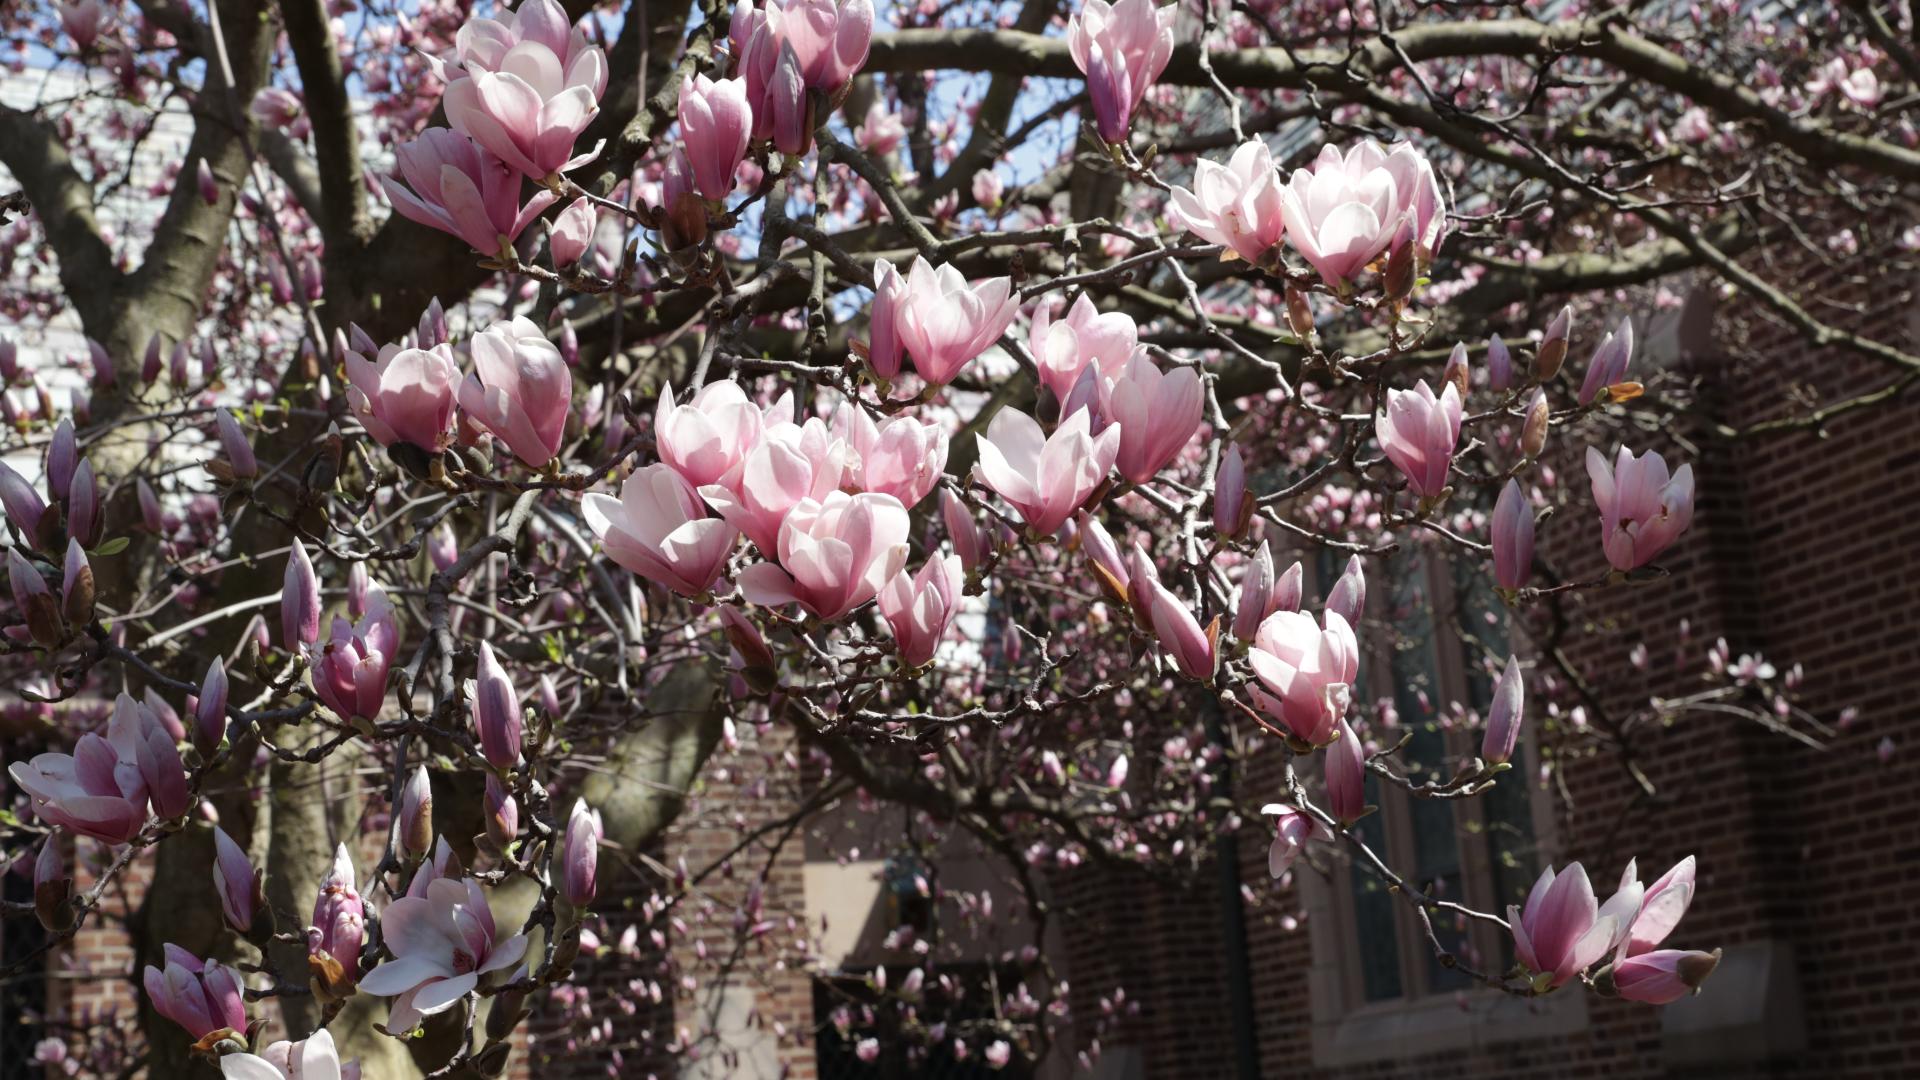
top-left (0, 0), bottom-right (1892, 1075)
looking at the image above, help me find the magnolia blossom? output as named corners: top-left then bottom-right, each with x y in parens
top-left (8, 693), bottom-right (185, 843)
top-left (879, 555), bottom-right (964, 668)
top-left (1509, 862), bottom-right (1639, 989)
top-left (892, 257), bottom-right (1019, 387)
top-left (737, 491), bottom-right (911, 621)
top-left (1246, 610), bottom-right (1358, 747)
top-left (866, 259), bottom-right (910, 380)
top-left (678, 74), bottom-right (752, 200)
top-left (471, 641), bottom-right (524, 770)
top-left (212, 825), bottom-right (261, 934)
top-left (549, 196), bottom-right (595, 268)
top-left (1325, 718), bottom-right (1366, 822)
top-left (358, 877), bottom-right (530, 1033)
top-left (250, 86), bottom-right (307, 135)
top-left (975, 406), bottom-right (1121, 538)
top-left (655, 380), bottom-right (768, 489)
top-left (1577, 317), bottom-right (1635, 404)
top-left (1491, 479), bottom-right (1534, 590)
top-left (58, 0), bottom-right (107, 50)
top-left (343, 340), bottom-right (461, 452)
top-left (434, 0), bottom-right (609, 179)
top-left (1167, 140), bottom-right (1287, 265)
top-left (855, 101), bottom-right (905, 154)
top-left (1260, 803), bottom-right (1331, 879)
top-left (309, 844), bottom-right (364, 999)
top-left (701, 415), bottom-right (847, 554)
top-left (381, 129), bottom-right (558, 256)
top-left (143, 945), bottom-right (248, 1041)
top-left (584, 464), bottom-right (739, 597)
top-left (730, 0), bottom-right (874, 153)
top-left (219, 1028), bottom-right (360, 1080)
top-left (561, 799), bottom-right (602, 906)
top-left (1144, 580), bottom-right (1216, 680)
top-left (1099, 352), bottom-right (1203, 484)
top-left (1614, 948), bottom-right (1722, 1005)
top-left (837, 407), bottom-right (949, 509)
top-left (1030, 293), bottom-right (1139, 407)
top-left (457, 316), bottom-right (571, 468)
top-left (1616, 856), bottom-right (1697, 959)
top-left (1481, 656), bottom-right (1524, 765)
top-left (1586, 445), bottom-right (1695, 571)
top-left (1377, 379), bottom-right (1462, 499)
top-left (1278, 140), bottom-right (1446, 287)
top-left (309, 584), bottom-right (401, 722)
top-left (1066, 0), bottom-right (1175, 142)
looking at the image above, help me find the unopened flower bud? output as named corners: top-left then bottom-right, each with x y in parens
top-left (1534, 306), bottom-right (1572, 382)
top-left (398, 764), bottom-right (434, 859)
top-left (1520, 388), bottom-right (1550, 458)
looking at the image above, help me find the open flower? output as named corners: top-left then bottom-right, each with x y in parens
top-left (457, 316), bottom-right (572, 468)
top-left (1278, 140), bottom-right (1445, 287)
top-left (1376, 379), bottom-right (1462, 499)
top-left (878, 554), bottom-right (964, 668)
top-left (699, 415), bottom-right (849, 555)
top-left (731, 0), bottom-right (873, 153)
top-left (584, 464), bottom-right (739, 597)
top-left (1260, 803), bottom-right (1332, 879)
top-left (836, 406), bottom-right (948, 510)
top-left (1247, 610), bottom-right (1359, 747)
top-left (343, 340), bottom-right (461, 452)
top-left (434, 0), bottom-right (609, 180)
top-left (1167, 140), bottom-right (1287, 266)
top-left (892, 257), bottom-right (1019, 387)
top-left (1586, 445), bottom-right (1694, 571)
top-left (1509, 862), bottom-right (1638, 989)
top-left (7, 692), bottom-right (181, 843)
top-left (358, 877), bottom-right (529, 1034)
top-left (655, 380), bottom-right (768, 490)
top-left (219, 1028), bottom-right (360, 1080)
top-left (381, 129), bottom-right (558, 255)
top-left (309, 585), bottom-right (401, 722)
top-left (1029, 293), bottom-right (1139, 404)
top-left (1098, 352), bottom-right (1203, 485)
top-left (974, 406), bottom-right (1121, 538)
top-left (143, 945), bottom-right (248, 1042)
top-left (736, 491), bottom-right (910, 621)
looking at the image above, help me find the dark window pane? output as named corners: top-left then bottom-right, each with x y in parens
top-left (1348, 774), bottom-right (1404, 1003)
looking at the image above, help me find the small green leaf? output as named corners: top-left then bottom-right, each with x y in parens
top-left (93, 536), bottom-right (130, 557)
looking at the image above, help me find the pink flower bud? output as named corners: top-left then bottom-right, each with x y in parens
top-left (1377, 380), bottom-right (1461, 499)
top-left (398, 764), bottom-right (434, 859)
top-left (142, 334), bottom-right (164, 384)
top-left (1232, 541), bottom-right (1276, 641)
top-left (137, 477), bottom-right (163, 532)
top-left (1325, 554), bottom-right (1365, 626)
top-left (971, 169), bottom-right (1004, 209)
top-left (143, 946), bottom-right (248, 1040)
top-left (212, 825), bottom-right (260, 934)
top-left (1260, 803), bottom-right (1332, 879)
top-left (1214, 444), bottom-right (1251, 539)
top-left (1520, 388), bottom-right (1550, 458)
top-left (879, 555), bottom-right (963, 668)
top-left (309, 844), bottom-right (364, 998)
top-left (0, 461), bottom-right (48, 543)
top-left (1491, 479), bottom-right (1534, 591)
top-left (1578, 317), bottom-right (1635, 405)
top-left (1535, 306), bottom-right (1573, 382)
top-left (472, 641), bottom-right (523, 770)
top-left (538, 673), bottom-right (562, 718)
top-left (9, 547), bottom-right (61, 646)
top-left (1273, 558), bottom-right (1303, 614)
top-left (1325, 718), bottom-right (1365, 822)
top-left (195, 658), bottom-right (228, 754)
top-left (484, 774), bottom-right (519, 851)
top-left (1146, 581), bottom-right (1216, 681)
top-left (1442, 342), bottom-right (1470, 399)
top-left (562, 798), bottom-right (602, 907)
top-left (1481, 656), bottom-right (1524, 764)
top-left (943, 489), bottom-right (987, 572)
top-left (1487, 333), bottom-right (1512, 391)
top-left (550, 196), bottom-right (596, 269)
top-left (1614, 948), bottom-right (1722, 1005)
top-left (65, 459), bottom-right (98, 548)
top-left (34, 836), bottom-right (73, 932)
top-left (281, 539), bottom-right (320, 651)
top-left (85, 337), bottom-right (115, 389)
top-left (59, 541), bottom-right (92, 635)
top-left (215, 409), bottom-right (259, 480)
top-left (46, 419), bottom-right (77, 499)
top-left (678, 74), bottom-right (751, 201)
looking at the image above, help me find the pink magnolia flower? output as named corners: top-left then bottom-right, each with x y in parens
top-left (1029, 293), bottom-right (1139, 405)
top-left (1144, 580), bottom-right (1216, 681)
top-left (1260, 803), bottom-right (1331, 879)
top-left (381, 129), bottom-right (558, 256)
top-left (866, 259), bottom-right (910, 380)
top-left (548, 196), bottom-right (595, 269)
top-left (1614, 949), bottom-right (1721, 1005)
top-left (854, 101), bottom-right (905, 155)
top-left (1325, 553), bottom-right (1365, 627)
top-left (731, 0), bottom-right (873, 151)
top-left (736, 491), bottom-right (911, 621)
top-left (1099, 352), bottom-right (1203, 484)
top-left (1480, 656), bottom-right (1524, 764)
top-left (57, 1), bottom-right (106, 50)
top-left (1377, 379), bottom-right (1462, 499)
top-left (0, 460), bottom-right (47, 541)
top-left (143, 945), bottom-right (248, 1041)
top-left (457, 316), bottom-right (572, 468)
top-left (212, 825), bottom-right (262, 934)
top-left (1167, 140), bottom-right (1288, 265)
top-left (879, 554), bottom-right (964, 668)
top-left (893, 256), bottom-right (1019, 387)
top-left (1509, 862), bottom-right (1635, 989)
top-left (357, 877), bottom-right (530, 1033)
top-left (1215, 444), bottom-right (1250, 539)
top-left (1278, 140), bottom-right (1446, 287)
top-left (1324, 718), bottom-right (1366, 822)
top-left (309, 584), bottom-right (401, 722)
top-left (471, 641), bottom-right (523, 770)
top-left (1586, 445), bottom-right (1695, 571)
top-left (837, 406), bottom-right (949, 509)
top-left (1066, 0), bottom-right (1175, 143)
top-left (700, 415), bottom-right (849, 555)
top-left (1246, 609), bottom-right (1358, 747)
top-left (10, 693), bottom-right (185, 843)
top-left (560, 799), bottom-right (602, 906)
top-left (974, 407), bottom-right (1121, 538)
top-left (435, 0), bottom-right (609, 180)
top-left (1577, 317), bottom-right (1635, 404)
top-left (1616, 856), bottom-right (1697, 958)
top-left (219, 1028), bottom-right (361, 1080)
top-left (971, 169), bottom-right (1004, 209)
top-left (678, 74), bottom-right (753, 201)
top-left (343, 339), bottom-right (461, 452)
top-left (1231, 540), bottom-right (1277, 641)
top-left (1491, 479), bottom-right (1534, 590)
top-left (655, 380), bottom-right (768, 489)
top-left (584, 464), bottom-right (739, 597)
top-left (309, 844), bottom-right (364, 997)
top-left (250, 86), bottom-right (307, 135)
top-left (942, 489), bottom-right (990, 572)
